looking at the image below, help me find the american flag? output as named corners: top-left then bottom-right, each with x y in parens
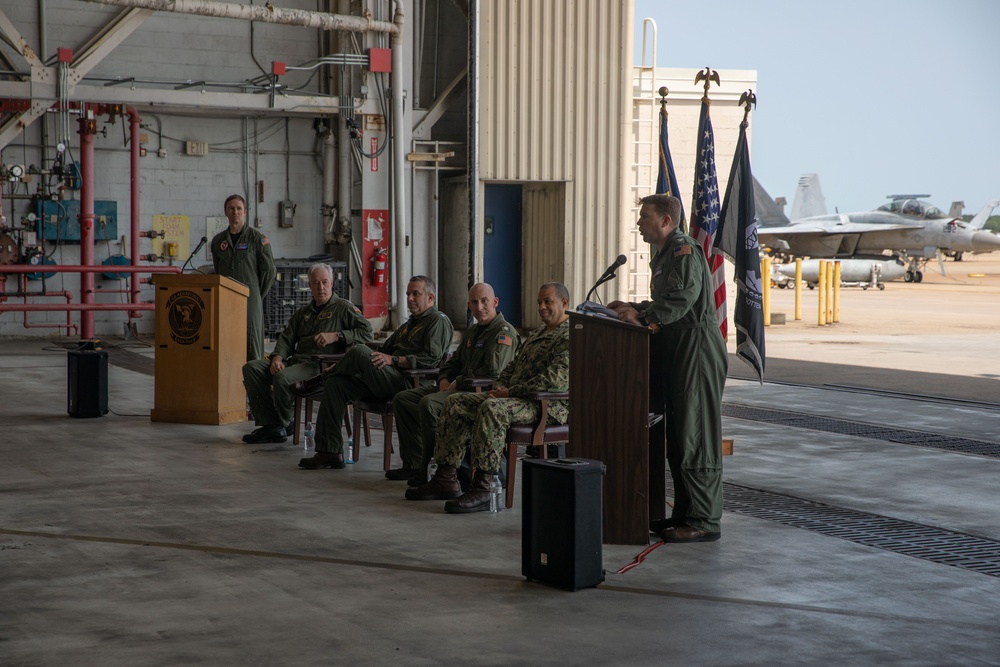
top-left (689, 99), bottom-right (728, 340)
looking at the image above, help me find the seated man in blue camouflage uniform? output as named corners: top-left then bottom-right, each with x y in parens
top-left (406, 283), bottom-right (570, 513)
top-left (241, 263), bottom-right (373, 444)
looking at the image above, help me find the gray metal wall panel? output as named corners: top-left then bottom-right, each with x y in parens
top-left (479, 0), bottom-right (633, 307)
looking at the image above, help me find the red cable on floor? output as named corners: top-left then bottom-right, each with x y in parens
top-left (616, 540), bottom-right (665, 574)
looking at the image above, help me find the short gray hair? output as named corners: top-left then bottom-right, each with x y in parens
top-left (308, 263), bottom-right (334, 281)
top-left (540, 282), bottom-right (570, 302)
top-left (409, 275), bottom-right (437, 296)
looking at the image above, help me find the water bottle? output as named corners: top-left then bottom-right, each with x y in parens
top-left (426, 457), bottom-right (438, 482)
top-left (489, 475), bottom-right (503, 513)
top-left (344, 438), bottom-right (354, 464)
top-left (303, 422), bottom-right (315, 452)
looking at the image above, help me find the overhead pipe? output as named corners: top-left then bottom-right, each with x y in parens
top-left (86, 0), bottom-right (398, 34)
top-left (1, 303), bottom-right (156, 312)
top-left (0, 265), bottom-right (182, 273)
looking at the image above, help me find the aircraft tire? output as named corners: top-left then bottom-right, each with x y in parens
top-left (955, 252), bottom-right (964, 262)
top-left (878, 284), bottom-right (885, 290)
top-left (915, 271), bottom-right (923, 283)
top-left (904, 272), bottom-right (913, 282)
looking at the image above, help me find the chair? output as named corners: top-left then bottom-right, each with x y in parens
top-left (352, 365), bottom-right (444, 470)
top-left (290, 350), bottom-right (350, 446)
top-left (499, 390), bottom-right (570, 509)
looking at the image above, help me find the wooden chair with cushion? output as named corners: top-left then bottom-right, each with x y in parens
top-left (289, 349), bottom-right (351, 446)
top-left (498, 390), bottom-right (570, 509)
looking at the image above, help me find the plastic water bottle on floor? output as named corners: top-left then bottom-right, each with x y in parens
top-left (426, 457), bottom-right (438, 482)
top-left (489, 475), bottom-right (503, 513)
top-left (304, 422), bottom-right (315, 452)
top-left (344, 438), bottom-right (354, 464)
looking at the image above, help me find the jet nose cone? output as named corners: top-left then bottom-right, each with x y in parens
top-left (972, 231), bottom-right (1000, 251)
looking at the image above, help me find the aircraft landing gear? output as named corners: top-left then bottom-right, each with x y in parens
top-left (904, 270), bottom-right (924, 283)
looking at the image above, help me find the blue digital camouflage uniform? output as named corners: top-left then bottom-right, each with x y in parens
top-left (242, 295), bottom-right (373, 428)
top-left (433, 319), bottom-right (569, 473)
top-left (630, 228), bottom-right (728, 533)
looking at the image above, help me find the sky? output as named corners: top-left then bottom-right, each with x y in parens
top-left (633, 0), bottom-right (1000, 217)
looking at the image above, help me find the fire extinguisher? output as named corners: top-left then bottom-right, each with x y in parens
top-left (372, 246), bottom-right (388, 286)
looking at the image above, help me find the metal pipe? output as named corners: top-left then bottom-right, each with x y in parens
top-left (79, 112), bottom-right (97, 338)
top-left (0, 265), bottom-right (181, 273)
top-left (86, 0), bottom-right (398, 34)
top-left (127, 106), bottom-right (143, 316)
top-left (391, 0), bottom-right (407, 326)
top-left (0, 303), bottom-right (155, 312)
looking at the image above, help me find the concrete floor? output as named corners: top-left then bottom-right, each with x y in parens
top-left (2, 338), bottom-right (1000, 666)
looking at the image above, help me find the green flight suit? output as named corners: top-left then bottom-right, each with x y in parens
top-left (211, 225), bottom-right (277, 362)
top-left (392, 313), bottom-right (520, 471)
top-left (434, 319), bottom-right (569, 473)
top-left (314, 307), bottom-right (454, 454)
top-left (242, 295), bottom-right (373, 428)
top-left (631, 229), bottom-right (728, 533)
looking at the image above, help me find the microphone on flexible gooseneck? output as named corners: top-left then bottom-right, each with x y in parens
top-left (585, 254), bottom-right (627, 302)
top-left (182, 237), bottom-right (209, 272)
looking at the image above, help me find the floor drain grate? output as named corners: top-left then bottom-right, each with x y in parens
top-left (722, 482), bottom-right (1000, 578)
top-left (722, 403), bottom-right (1000, 459)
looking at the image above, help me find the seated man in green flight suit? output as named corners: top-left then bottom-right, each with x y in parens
top-left (298, 275), bottom-right (454, 469)
top-left (386, 282), bottom-right (520, 483)
top-left (241, 263), bottom-right (373, 444)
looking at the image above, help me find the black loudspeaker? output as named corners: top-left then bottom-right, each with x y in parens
top-left (522, 458), bottom-right (605, 591)
top-left (68, 349), bottom-right (109, 418)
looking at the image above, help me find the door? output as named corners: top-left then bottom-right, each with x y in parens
top-left (483, 184), bottom-right (523, 327)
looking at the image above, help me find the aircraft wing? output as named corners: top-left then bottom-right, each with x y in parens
top-left (758, 221), bottom-right (920, 236)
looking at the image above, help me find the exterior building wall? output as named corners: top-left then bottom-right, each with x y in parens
top-left (628, 66), bottom-right (757, 307)
top-left (477, 0), bottom-right (634, 316)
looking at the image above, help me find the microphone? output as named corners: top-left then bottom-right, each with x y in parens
top-left (182, 236), bottom-right (208, 272)
top-left (585, 254), bottom-right (627, 302)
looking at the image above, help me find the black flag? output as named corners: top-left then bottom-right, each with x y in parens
top-left (716, 118), bottom-right (765, 383)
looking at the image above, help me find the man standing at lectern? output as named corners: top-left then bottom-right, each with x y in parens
top-left (609, 194), bottom-right (728, 543)
top-left (211, 194), bottom-right (277, 362)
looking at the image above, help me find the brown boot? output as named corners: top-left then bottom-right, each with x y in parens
top-left (405, 465), bottom-right (462, 500)
top-left (444, 471), bottom-right (494, 514)
top-left (298, 450), bottom-right (345, 469)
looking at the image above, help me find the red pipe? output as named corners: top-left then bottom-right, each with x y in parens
top-left (127, 107), bottom-right (142, 317)
top-left (0, 265), bottom-right (182, 273)
top-left (1, 303), bottom-right (155, 312)
top-left (78, 112), bottom-right (97, 339)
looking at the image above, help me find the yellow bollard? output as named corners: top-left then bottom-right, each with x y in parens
top-left (762, 256), bottom-right (771, 327)
top-left (794, 257), bottom-right (802, 320)
top-left (818, 260), bottom-right (827, 325)
top-left (827, 260), bottom-right (835, 322)
top-left (833, 261), bottom-right (841, 323)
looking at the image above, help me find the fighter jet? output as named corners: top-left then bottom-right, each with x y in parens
top-left (756, 175), bottom-right (1000, 282)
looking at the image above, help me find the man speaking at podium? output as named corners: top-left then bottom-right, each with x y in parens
top-left (609, 194), bottom-right (727, 543)
top-left (211, 194), bottom-right (277, 362)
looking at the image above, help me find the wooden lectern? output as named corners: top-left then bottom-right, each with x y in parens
top-left (568, 311), bottom-right (665, 545)
top-left (150, 274), bottom-right (249, 425)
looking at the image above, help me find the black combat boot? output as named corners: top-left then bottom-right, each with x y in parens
top-left (444, 470), bottom-right (494, 514)
top-left (405, 465), bottom-right (462, 500)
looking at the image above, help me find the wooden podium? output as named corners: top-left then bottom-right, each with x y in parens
top-left (150, 274), bottom-right (249, 425)
top-left (568, 311), bottom-right (665, 545)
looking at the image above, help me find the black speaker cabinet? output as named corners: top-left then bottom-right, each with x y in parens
top-left (68, 349), bottom-right (109, 418)
top-left (522, 458), bottom-right (604, 591)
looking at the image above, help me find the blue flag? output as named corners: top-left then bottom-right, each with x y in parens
top-left (716, 118), bottom-right (765, 383)
top-left (656, 106), bottom-right (686, 234)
